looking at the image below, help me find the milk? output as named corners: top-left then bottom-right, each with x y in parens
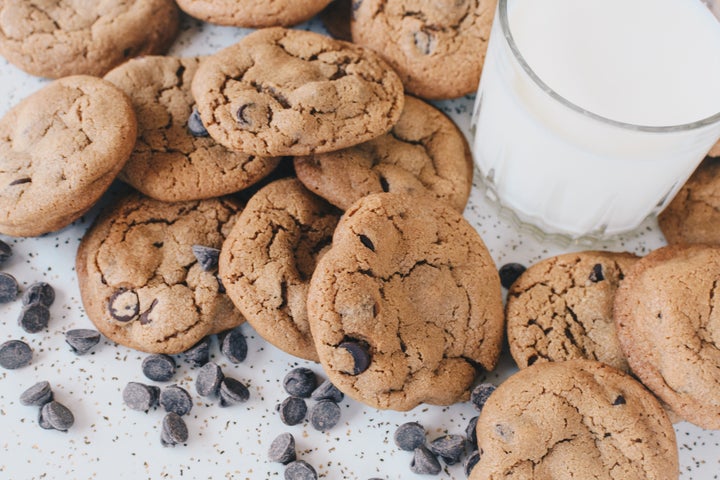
top-left (472, 0), bottom-right (720, 237)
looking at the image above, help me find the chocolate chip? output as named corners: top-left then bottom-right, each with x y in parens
top-left (183, 336), bottom-right (211, 367)
top-left (358, 234), bottom-right (375, 251)
top-left (284, 460), bottom-right (317, 480)
top-left (41, 400), bottom-right (74, 431)
top-left (470, 383), bottom-right (496, 412)
top-left (498, 263), bottom-right (526, 289)
top-left (413, 30), bottom-right (436, 55)
top-left (0, 272), bottom-right (18, 303)
top-left (219, 377), bottom-right (250, 406)
top-left (192, 245), bottom-right (220, 272)
top-left (138, 298), bottom-right (158, 325)
top-left (283, 367), bottom-right (317, 398)
top-left (589, 263), bottom-right (605, 282)
top-left (18, 302), bottom-right (50, 333)
top-left (613, 395), bottom-right (626, 405)
top-left (123, 382), bottom-right (160, 412)
top-left (160, 385), bottom-right (193, 416)
top-left (0, 239), bottom-right (12, 264)
top-left (20, 380), bottom-right (53, 407)
top-left (466, 416), bottom-right (479, 446)
top-left (187, 107), bottom-right (209, 137)
top-left (9, 177), bottom-right (31, 186)
top-left (161, 412), bottom-right (189, 447)
top-left (196, 362), bottom-right (224, 397)
top-left (216, 275), bottom-right (226, 294)
top-left (464, 449), bottom-right (481, 476)
top-left (394, 422), bottom-right (425, 451)
top-left (141, 354), bottom-right (176, 382)
top-left (379, 175), bottom-right (390, 192)
top-left (410, 445), bottom-right (441, 475)
top-left (338, 340), bottom-right (370, 375)
top-left (38, 407), bottom-right (53, 430)
top-left (64, 329), bottom-right (101, 355)
top-left (268, 432), bottom-right (296, 464)
top-left (310, 379), bottom-right (344, 403)
top-left (0, 339), bottom-right (32, 369)
top-left (308, 399), bottom-right (341, 431)
top-left (220, 327), bottom-right (247, 364)
top-left (276, 396), bottom-right (307, 426)
top-left (108, 289), bottom-right (139, 322)
top-left (429, 434), bottom-right (466, 465)
top-left (22, 282), bottom-right (55, 307)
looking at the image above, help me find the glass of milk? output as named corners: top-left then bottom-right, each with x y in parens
top-left (472, 0), bottom-right (720, 238)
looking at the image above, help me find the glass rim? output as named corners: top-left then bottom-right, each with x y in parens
top-left (498, 0), bottom-right (720, 133)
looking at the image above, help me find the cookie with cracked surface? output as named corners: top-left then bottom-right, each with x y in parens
top-left (506, 251), bottom-right (639, 372)
top-left (351, 0), bottom-right (496, 100)
top-left (294, 96), bottom-right (473, 212)
top-left (0, 0), bottom-right (179, 79)
top-left (76, 193), bottom-right (245, 354)
top-left (0, 75), bottom-right (137, 237)
top-left (104, 55), bottom-right (280, 202)
top-left (191, 27), bottom-right (404, 157)
top-left (306, 192), bottom-right (504, 410)
top-left (658, 157), bottom-right (720, 245)
top-left (470, 359), bottom-right (678, 480)
top-left (175, 0), bottom-right (333, 27)
top-left (220, 178), bottom-right (341, 361)
top-left (614, 244), bottom-right (720, 429)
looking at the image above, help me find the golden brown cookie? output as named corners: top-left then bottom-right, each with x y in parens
top-left (219, 178), bottom-right (341, 361)
top-left (0, 75), bottom-right (137, 237)
top-left (614, 244), bottom-right (720, 429)
top-left (506, 251), bottom-right (639, 372)
top-left (307, 192), bottom-right (504, 411)
top-left (175, 0), bottom-right (333, 27)
top-left (191, 27), bottom-right (405, 157)
top-left (76, 194), bottom-right (244, 354)
top-left (294, 96), bottom-right (473, 212)
top-left (471, 360), bottom-right (678, 480)
top-left (351, 0), bottom-right (497, 99)
top-left (104, 55), bottom-right (280, 202)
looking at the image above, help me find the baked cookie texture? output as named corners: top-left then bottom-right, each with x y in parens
top-left (506, 251), bottom-right (638, 372)
top-left (192, 27), bottom-right (405, 157)
top-left (351, 0), bottom-right (496, 100)
top-left (104, 55), bottom-right (280, 202)
top-left (0, 0), bottom-right (179, 79)
top-left (471, 360), bottom-right (678, 480)
top-left (294, 95), bottom-right (473, 212)
top-left (614, 244), bottom-right (720, 430)
top-left (219, 178), bottom-right (341, 362)
top-left (175, 0), bottom-right (333, 27)
top-left (0, 75), bottom-right (137, 237)
top-left (76, 194), bottom-right (245, 354)
top-left (658, 157), bottom-right (720, 245)
top-left (307, 192), bottom-right (504, 411)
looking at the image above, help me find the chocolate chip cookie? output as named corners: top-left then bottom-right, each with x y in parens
top-left (104, 55), bottom-right (280, 202)
top-left (176, 0), bottom-right (333, 28)
top-left (219, 178), bottom-right (341, 361)
top-left (307, 192), bottom-right (504, 411)
top-left (76, 193), bottom-right (245, 354)
top-left (294, 95), bottom-right (473, 212)
top-left (614, 244), bottom-right (720, 429)
top-left (0, 0), bottom-right (179, 79)
top-left (506, 251), bottom-right (638, 372)
top-left (471, 359), bottom-right (678, 480)
top-left (351, 0), bottom-right (496, 100)
top-left (0, 75), bottom-right (137, 237)
top-left (191, 27), bottom-right (405, 157)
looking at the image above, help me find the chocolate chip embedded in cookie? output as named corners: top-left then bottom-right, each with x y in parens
top-left (320, 0), bottom-right (353, 41)
top-left (175, 0), bottom-right (333, 28)
top-left (506, 250), bottom-right (638, 372)
top-left (471, 360), bottom-right (678, 480)
top-left (76, 194), bottom-right (245, 354)
top-left (192, 27), bottom-right (405, 157)
top-left (294, 96), bottom-right (473, 212)
top-left (0, 75), bottom-right (137, 237)
top-left (614, 244), bottom-right (720, 430)
top-left (0, 0), bottom-right (179, 79)
top-left (351, 0), bottom-right (497, 100)
top-left (219, 178), bottom-right (341, 361)
top-left (307, 192), bottom-right (504, 411)
top-left (104, 56), bottom-right (280, 202)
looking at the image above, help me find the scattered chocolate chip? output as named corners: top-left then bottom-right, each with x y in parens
top-left (277, 396), bottom-right (307, 426)
top-left (495, 423), bottom-right (514, 442)
top-left (284, 460), bottom-right (317, 480)
top-left (123, 382), bottom-right (160, 412)
top-left (18, 302), bottom-right (50, 333)
top-left (108, 289), bottom-right (139, 322)
top-left (219, 377), bottom-right (250, 406)
top-left (0, 339), bottom-right (32, 369)
top-left (160, 385), bottom-right (193, 416)
top-left (498, 263), bottom-right (526, 289)
top-left (0, 272), bottom-right (18, 303)
top-left (410, 445), bottom-right (441, 475)
top-left (308, 399), bottom-right (341, 431)
top-left (283, 367), bottom-right (317, 398)
top-left (196, 362), bottom-right (224, 397)
top-left (429, 434), bottom-right (466, 465)
top-left (394, 422), bottom-right (426, 451)
top-left (464, 449), bottom-right (481, 477)
top-left (38, 407), bottom-right (53, 430)
top-left (192, 245), bottom-right (220, 272)
top-left (41, 401), bottom-right (74, 431)
top-left (310, 379), bottom-right (344, 403)
top-left (358, 234), bottom-right (375, 251)
top-left (20, 380), bottom-right (53, 407)
top-left (187, 107), bottom-right (209, 137)
top-left (268, 432), bottom-right (296, 464)
top-left (0, 239), bottom-right (11, 264)
top-left (338, 340), bottom-right (370, 375)
top-left (220, 327), bottom-right (247, 364)
top-left (470, 383), bottom-right (496, 412)
top-left (183, 336), bottom-right (211, 367)
top-left (141, 354), bottom-right (176, 382)
top-left (466, 416), bottom-right (479, 446)
top-left (22, 282), bottom-right (55, 307)
top-left (589, 263), bottom-right (605, 282)
top-left (161, 412), bottom-right (189, 447)
top-left (613, 395), bottom-right (626, 405)
top-left (64, 329), bottom-right (101, 355)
